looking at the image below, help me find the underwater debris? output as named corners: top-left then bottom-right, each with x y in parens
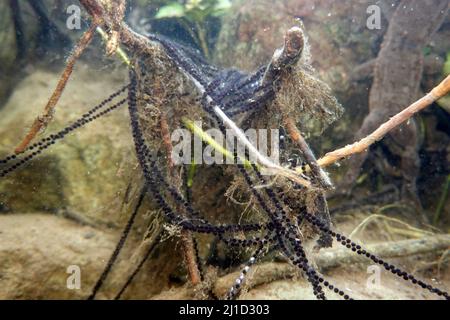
top-left (0, 0), bottom-right (449, 301)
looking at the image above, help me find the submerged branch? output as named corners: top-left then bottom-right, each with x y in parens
top-left (14, 22), bottom-right (99, 154)
top-left (262, 27), bottom-right (332, 189)
top-left (76, 1), bottom-right (450, 180)
top-left (298, 75), bottom-right (450, 172)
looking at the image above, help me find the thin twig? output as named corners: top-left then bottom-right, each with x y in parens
top-left (283, 117), bottom-right (331, 188)
top-left (180, 230), bottom-right (202, 285)
top-left (302, 75), bottom-right (450, 171)
top-left (14, 22), bottom-right (99, 154)
top-left (160, 113), bottom-right (174, 171)
top-left (79, 0), bottom-right (105, 20)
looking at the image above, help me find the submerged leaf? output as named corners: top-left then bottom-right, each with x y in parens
top-left (214, 0), bottom-right (231, 11)
top-left (155, 3), bottom-right (185, 19)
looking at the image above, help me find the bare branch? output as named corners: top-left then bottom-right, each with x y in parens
top-left (14, 22), bottom-right (99, 154)
top-left (313, 75), bottom-right (450, 169)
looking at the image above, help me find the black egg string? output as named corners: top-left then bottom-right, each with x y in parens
top-left (219, 84), bottom-right (257, 110)
top-left (179, 53), bottom-right (271, 120)
top-left (239, 163), bottom-right (353, 300)
top-left (167, 36), bottom-right (218, 78)
top-left (87, 74), bottom-right (271, 300)
top-left (251, 163), bottom-right (449, 300)
top-left (87, 184), bottom-right (146, 300)
top-left (227, 95), bottom-right (273, 117)
top-left (0, 85), bottom-right (129, 178)
top-left (204, 74), bottom-right (226, 101)
top-left (89, 73), bottom-right (220, 300)
top-left (113, 231), bottom-right (162, 300)
top-left (0, 85), bottom-right (128, 166)
top-left (2, 38), bottom-right (442, 300)
top-left (205, 67), bottom-right (264, 103)
top-left (302, 211), bottom-right (449, 300)
top-left (226, 242), bottom-right (266, 300)
top-left (275, 220), bottom-right (329, 300)
top-left (282, 225), bottom-right (351, 300)
top-left (198, 78), bottom-right (352, 300)
top-left (222, 82), bottom-right (273, 111)
top-left (226, 87), bottom-right (275, 117)
top-left (208, 69), bottom-right (253, 105)
top-left (150, 57), bottom-right (450, 301)
top-left (233, 66), bottom-right (266, 93)
top-left (147, 33), bottom-right (210, 89)
top-left (97, 72), bottom-right (283, 301)
top-left (0, 99), bottom-right (126, 178)
top-left (130, 74), bottom-right (265, 237)
top-left (219, 234), bottom-right (267, 248)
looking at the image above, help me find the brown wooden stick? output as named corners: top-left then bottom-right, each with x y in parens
top-left (79, 0), bottom-right (105, 19)
top-left (14, 22), bottom-right (99, 154)
top-left (160, 114), bottom-right (174, 171)
top-left (312, 75), bottom-right (450, 170)
top-left (284, 117), bottom-right (331, 188)
top-left (180, 231), bottom-right (202, 285)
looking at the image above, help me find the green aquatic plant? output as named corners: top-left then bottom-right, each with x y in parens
top-left (437, 52), bottom-right (450, 111)
top-left (443, 52), bottom-right (450, 75)
top-left (154, 0), bottom-right (231, 58)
